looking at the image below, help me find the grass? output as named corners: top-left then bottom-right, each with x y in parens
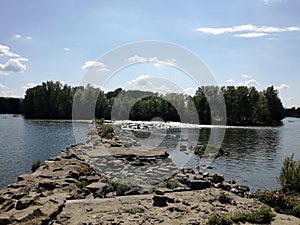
top-left (101, 124), bottom-right (114, 139)
top-left (218, 192), bottom-right (234, 204)
top-left (77, 180), bottom-right (89, 189)
top-left (255, 190), bottom-right (300, 218)
top-left (208, 206), bottom-right (275, 225)
top-left (156, 180), bottom-right (181, 190)
top-left (278, 154), bottom-right (300, 193)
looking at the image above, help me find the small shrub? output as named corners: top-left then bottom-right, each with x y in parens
top-left (278, 154), bottom-right (300, 193)
top-left (208, 207), bottom-right (275, 225)
top-left (101, 124), bottom-right (114, 139)
top-left (208, 214), bottom-right (232, 225)
top-left (218, 192), bottom-right (233, 204)
top-left (95, 118), bottom-right (104, 125)
top-left (166, 180), bottom-right (181, 189)
top-left (31, 160), bottom-right (41, 172)
top-left (256, 190), bottom-right (300, 218)
top-left (77, 180), bottom-right (89, 189)
top-left (231, 206), bottom-right (275, 224)
top-left (109, 180), bottom-right (130, 196)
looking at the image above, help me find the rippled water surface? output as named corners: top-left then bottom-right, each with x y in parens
top-left (0, 115), bottom-right (88, 189)
top-left (0, 115), bottom-right (299, 191)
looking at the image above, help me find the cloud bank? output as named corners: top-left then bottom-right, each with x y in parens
top-left (193, 24), bottom-right (300, 38)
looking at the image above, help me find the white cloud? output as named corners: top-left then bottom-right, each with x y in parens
top-left (184, 87), bottom-right (196, 95)
top-left (239, 79), bottom-right (260, 86)
top-left (22, 82), bottom-right (39, 90)
top-left (227, 78), bottom-right (235, 84)
top-left (126, 74), bottom-right (180, 94)
top-left (128, 74), bottom-right (151, 88)
top-left (128, 54), bottom-right (146, 63)
top-left (64, 47), bottom-right (70, 52)
top-left (0, 83), bottom-right (6, 89)
top-left (0, 44), bottom-right (28, 74)
top-left (234, 32), bottom-right (269, 38)
top-left (81, 60), bottom-right (110, 71)
top-left (241, 74), bottom-right (252, 78)
top-left (128, 54), bottom-right (176, 67)
top-left (193, 24), bottom-right (300, 38)
top-left (285, 97), bottom-right (294, 101)
top-left (264, 0), bottom-right (287, 5)
top-left (275, 84), bottom-right (289, 91)
top-left (0, 44), bottom-right (20, 57)
top-left (0, 57), bottom-right (28, 74)
top-left (13, 35), bottom-right (32, 40)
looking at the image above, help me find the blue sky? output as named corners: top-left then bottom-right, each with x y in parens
top-left (0, 0), bottom-right (300, 107)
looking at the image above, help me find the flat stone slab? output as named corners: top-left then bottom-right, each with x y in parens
top-left (87, 146), bottom-right (168, 158)
top-left (57, 189), bottom-right (300, 225)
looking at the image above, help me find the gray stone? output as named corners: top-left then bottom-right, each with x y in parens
top-left (86, 182), bottom-right (107, 193)
top-left (153, 194), bottom-right (168, 207)
top-left (38, 181), bottom-right (56, 190)
top-left (0, 216), bottom-right (11, 225)
top-left (15, 198), bottom-right (34, 210)
top-left (189, 180), bottom-right (211, 190)
top-left (211, 174), bottom-right (225, 184)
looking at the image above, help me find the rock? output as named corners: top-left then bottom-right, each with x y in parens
top-left (0, 216), bottom-right (11, 225)
top-left (189, 180), bottom-right (211, 190)
top-left (236, 185), bottom-right (250, 192)
top-left (220, 182), bottom-right (232, 191)
top-left (86, 175), bottom-right (101, 183)
top-left (39, 174), bottom-right (53, 179)
top-left (155, 189), bottom-right (165, 195)
top-left (38, 181), bottom-right (56, 191)
top-left (193, 175), bottom-right (204, 180)
top-left (0, 196), bottom-right (6, 204)
top-left (153, 195), bottom-right (169, 207)
top-left (86, 182), bottom-right (107, 193)
top-left (211, 174), bottom-right (225, 184)
top-left (12, 193), bottom-right (27, 200)
top-left (15, 198), bottom-right (34, 210)
top-left (1, 199), bottom-right (15, 212)
top-left (68, 171), bottom-right (79, 179)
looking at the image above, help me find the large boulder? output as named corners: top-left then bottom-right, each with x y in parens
top-left (189, 180), bottom-right (211, 190)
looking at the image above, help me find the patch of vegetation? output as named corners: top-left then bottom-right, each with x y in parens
top-left (101, 124), bottom-right (114, 139)
top-left (125, 207), bottom-right (145, 214)
top-left (156, 180), bottom-right (181, 190)
top-left (108, 179), bottom-right (141, 196)
top-left (31, 160), bottom-right (41, 172)
top-left (278, 154), bottom-right (300, 193)
top-left (95, 118), bottom-right (105, 125)
top-left (255, 190), bottom-right (300, 218)
top-left (207, 206), bottom-right (275, 225)
top-left (218, 192), bottom-right (234, 204)
top-left (78, 166), bottom-right (92, 176)
top-left (231, 206), bottom-right (275, 224)
top-left (77, 180), bottom-right (89, 189)
top-left (208, 214), bottom-right (232, 225)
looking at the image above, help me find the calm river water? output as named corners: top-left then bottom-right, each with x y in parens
top-left (0, 114), bottom-right (299, 191)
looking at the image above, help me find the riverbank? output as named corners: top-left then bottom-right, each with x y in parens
top-left (1, 122), bottom-right (300, 224)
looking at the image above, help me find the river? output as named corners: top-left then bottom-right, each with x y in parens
top-left (0, 114), bottom-right (299, 191)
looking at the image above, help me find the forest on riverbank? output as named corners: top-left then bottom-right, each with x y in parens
top-left (0, 81), bottom-right (288, 126)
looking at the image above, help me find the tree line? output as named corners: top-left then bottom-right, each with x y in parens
top-left (0, 81), bottom-right (287, 126)
top-left (0, 97), bottom-right (23, 114)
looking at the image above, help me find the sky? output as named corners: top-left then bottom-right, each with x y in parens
top-left (0, 0), bottom-right (300, 107)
